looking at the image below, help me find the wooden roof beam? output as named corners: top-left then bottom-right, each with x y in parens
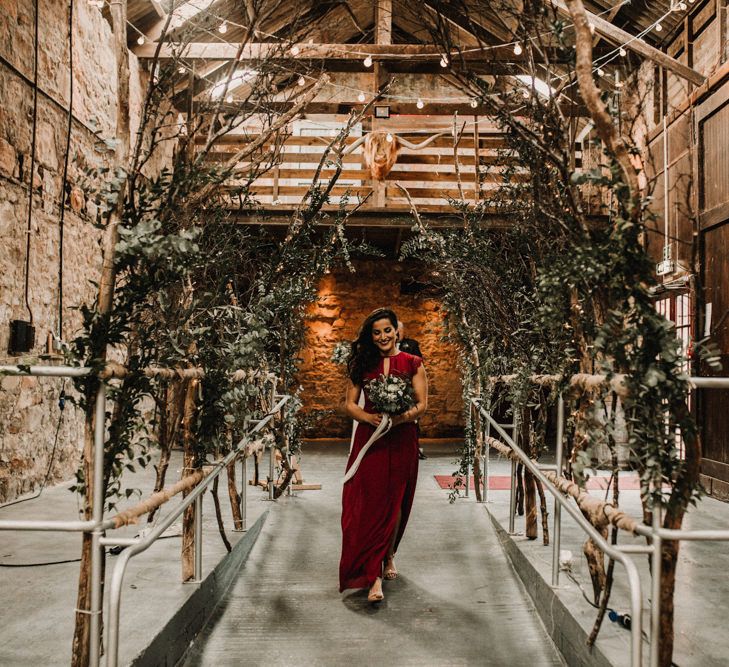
top-left (549, 0), bottom-right (706, 86)
top-left (183, 99), bottom-right (590, 116)
top-left (133, 41), bottom-right (600, 61)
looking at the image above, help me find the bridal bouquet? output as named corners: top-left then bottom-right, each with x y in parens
top-left (343, 374), bottom-right (416, 484)
top-left (367, 374), bottom-right (415, 415)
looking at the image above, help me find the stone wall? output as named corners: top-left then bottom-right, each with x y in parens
top-left (298, 259), bottom-right (465, 438)
top-left (0, 2), bottom-right (153, 502)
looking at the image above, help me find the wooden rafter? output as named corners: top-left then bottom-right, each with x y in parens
top-left (549, 0), bottom-right (706, 86)
top-left (133, 41), bottom-right (612, 62)
top-left (419, 0), bottom-right (511, 44)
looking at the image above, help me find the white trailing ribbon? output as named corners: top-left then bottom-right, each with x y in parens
top-left (343, 414), bottom-right (392, 484)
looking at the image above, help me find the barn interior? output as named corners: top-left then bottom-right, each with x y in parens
top-left (1, 1), bottom-right (729, 666)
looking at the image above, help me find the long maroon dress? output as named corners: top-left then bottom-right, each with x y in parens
top-left (339, 351), bottom-right (422, 592)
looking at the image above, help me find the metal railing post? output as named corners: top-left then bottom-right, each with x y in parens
top-left (240, 455), bottom-right (247, 531)
top-left (484, 403), bottom-right (491, 503)
top-left (268, 434), bottom-right (276, 501)
top-left (194, 494), bottom-right (203, 582)
top-left (649, 503), bottom-right (662, 667)
top-left (89, 384), bottom-right (106, 667)
top-left (551, 393), bottom-right (564, 587)
top-left (268, 379), bottom-right (277, 501)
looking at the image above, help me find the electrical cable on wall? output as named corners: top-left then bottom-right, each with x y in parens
top-left (0, 381), bottom-right (67, 510)
top-left (23, 0), bottom-right (40, 327)
top-left (57, 0), bottom-right (75, 345)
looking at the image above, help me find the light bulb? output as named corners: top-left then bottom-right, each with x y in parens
top-left (416, 98), bottom-right (424, 109)
top-left (357, 92), bottom-right (366, 102)
top-left (178, 65), bottom-right (185, 74)
top-left (619, 47), bottom-right (627, 56)
top-left (137, 35), bottom-right (145, 45)
top-left (298, 76), bottom-right (306, 86)
top-left (226, 94), bottom-right (233, 103)
top-left (513, 43), bottom-right (522, 56)
top-left (386, 133), bottom-right (393, 142)
top-left (218, 22), bottom-right (228, 34)
top-left (364, 55), bottom-right (373, 67)
top-left (597, 67), bottom-right (604, 76)
top-left (440, 55), bottom-right (448, 67)
top-left (656, 23), bottom-right (663, 32)
top-left (470, 98), bottom-right (478, 108)
top-left (291, 45), bottom-right (300, 56)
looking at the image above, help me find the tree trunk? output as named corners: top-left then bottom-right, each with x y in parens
top-left (181, 379), bottom-right (198, 582)
top-left (516, 463), bottom-right (525, 516)
top-left (536, 479), bottom-right (550, 546)
top-left (583, 533), bottom-right (608, 604)
top-left (70, 418), bottom-right (96, 666)
top-left (524, 468), bottom-right (538, 540)
top-left (473, 454), bottom-right (483, 503)
top-left (227, 460), bottom-right (243, 530)
top-left (70, 1), bottom-right (129, 662)
top-left (211, 476), bottom-right (232, 552)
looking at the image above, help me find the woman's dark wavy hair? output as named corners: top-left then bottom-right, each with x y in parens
top-left (347, 308), bottom-right (399, 385)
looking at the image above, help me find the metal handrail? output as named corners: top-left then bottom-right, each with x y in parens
top-left (0, 364), bottom-right (289, 667)
top-left (474, 400), bottom-right (645, 666)
top-left (472, 374), bottom-right (729, 667)
top-left (105, 394), bottom-right (289, 667)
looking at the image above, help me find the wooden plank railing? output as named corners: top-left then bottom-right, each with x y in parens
top-left (198, 123), bottom-right (609, 214)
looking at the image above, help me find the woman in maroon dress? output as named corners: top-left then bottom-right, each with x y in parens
top-left (339, 308), bottom-right (428, 602)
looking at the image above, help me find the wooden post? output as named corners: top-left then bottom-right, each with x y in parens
top-left (472, 115), bottom-right (480, 201)
top-left (719, 0), bottom-right (728, 65)
top-left (181, 378), bottom-right (199, 581)
top-left (372, 0), bottom-right (391, 209)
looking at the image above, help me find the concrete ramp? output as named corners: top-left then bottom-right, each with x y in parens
top-left (183, 442), bottom-right (565, 666)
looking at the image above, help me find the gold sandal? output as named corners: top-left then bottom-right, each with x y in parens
top-left (383, 557), bottom-right (397, 580)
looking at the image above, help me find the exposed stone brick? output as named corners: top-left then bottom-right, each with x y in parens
top-left (0, 137), bottom-right (16, 177)
top-left (0, 1), bottom-right (165, 503)
top-left (36, 119), bottom-right (58, 170)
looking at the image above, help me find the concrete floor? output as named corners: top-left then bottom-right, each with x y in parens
top-left (183, 441), bottom-right (565, 667)
top-left (480, 457), bottom-right (729, 667)
top-left (0, 451), bottom-right (269, 666)
top-left (7, 438), bottom-right (727, 666)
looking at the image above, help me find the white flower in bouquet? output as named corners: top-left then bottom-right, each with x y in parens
top-left (331, 341), bottom-right (351, 365)
top-left (367, 374), bottom-right (415, 415)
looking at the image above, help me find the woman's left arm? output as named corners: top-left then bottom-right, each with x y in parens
top-left (392, 364), bottom-right (428, 427)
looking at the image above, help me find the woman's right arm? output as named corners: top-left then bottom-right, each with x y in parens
top-left (344, 380), bottom-right (382, 427)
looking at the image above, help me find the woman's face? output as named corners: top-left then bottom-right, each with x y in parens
top-left (371, 317), bottom-right (397, 356)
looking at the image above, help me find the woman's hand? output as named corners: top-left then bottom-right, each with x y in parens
top-left (362, 413), bottom-right (383, 427)
top-left (390, 410), bottom-right (413, 427)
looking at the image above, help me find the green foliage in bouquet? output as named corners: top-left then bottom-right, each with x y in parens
top-left (367, 374), bottom-right (415, 415)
